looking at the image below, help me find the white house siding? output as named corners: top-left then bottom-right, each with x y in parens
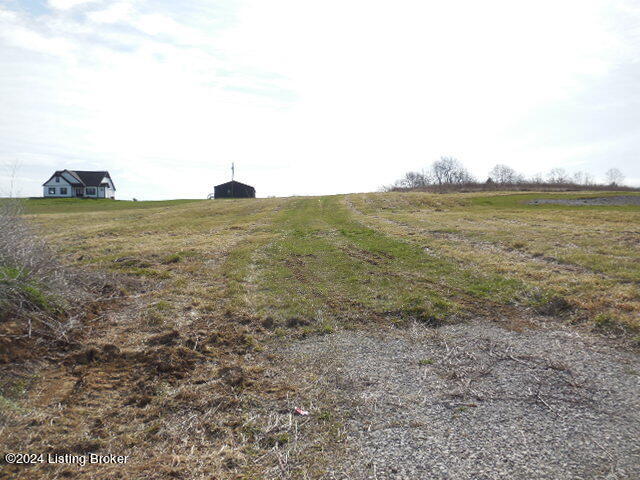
top-left (100, 176), bottom-right (116, 199)
top-left (42, 171), bottom-right (116, 199)
top-left (43, 176), bottom-right (73, 197)
top-left (97, 186), bottom-right (115, 199)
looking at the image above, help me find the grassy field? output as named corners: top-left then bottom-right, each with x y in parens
top-left (348, 191), bottom-right (640, 330)
top-left (14, 197), bottom-right (202, 214)
top-left (24, 192), bottom-right (640, 332)
top-left (2, 191), bottom-right (639, 479)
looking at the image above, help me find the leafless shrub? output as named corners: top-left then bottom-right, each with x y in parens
top-left (0, 201), bottom-right (61, 286)
top-left (572, 170), bottom-right (595, 186)
top-left (388, 181), bottom-right (640, 194)
top-left (547, 168), bottom-right (571, 184)
top-left (394, 171), bottom-right (431, 189)
top-left (489, 164), bottom-right (524, 184)
top-left (605, 167), bottom-right (625, 186)
top-left (432, 157), bottom-right (475, 184)
top-left (381, 157), bottom-right (475, 191)
top-left (386, 161), bottom-right (637, 193)
top-left (0, 200), bottom-right (112, 343)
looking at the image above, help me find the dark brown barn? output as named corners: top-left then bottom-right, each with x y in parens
top-left (213, 180), bottom-right (256, 199)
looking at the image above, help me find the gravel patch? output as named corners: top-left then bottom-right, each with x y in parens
top-left (284, 321), bottom-right (640, 479)
top-left (529, 195), bottom-right (640, 206)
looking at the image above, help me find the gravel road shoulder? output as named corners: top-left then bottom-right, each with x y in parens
top-left (282, 321), bottom-right (640, 479)
top-left (529, 195), bottom-right (640, 206)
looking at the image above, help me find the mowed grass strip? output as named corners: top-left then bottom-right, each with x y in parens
top-left (348, 191), bottom-right (640, 331)
top-left (27, 197), bottom-right (287, 308)
top-left (25, 193), bottom-right (638, 333)
top-left (245, 196), bottom-right (526, 328)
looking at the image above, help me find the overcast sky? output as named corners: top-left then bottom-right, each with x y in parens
top-left (1, 0), bottom-right (639, 199)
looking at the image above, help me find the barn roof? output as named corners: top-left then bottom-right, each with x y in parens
top-left (214, 180), bottom-right (255, 189)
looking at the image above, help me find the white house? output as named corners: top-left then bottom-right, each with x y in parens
top-left (42, 170), bottom-right (116, 199)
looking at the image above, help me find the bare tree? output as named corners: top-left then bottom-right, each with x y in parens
top-left (605, 168), bottom-right (625, 186)
top-left (583, 172), bottom-right (595, 185)
top-left (571, 171), bottom-right (595, 186)
top-left (388, 160), bottom-right (623, 192)
top-left (453, 168), bottom-right (475, 184)
top-left (2, 159), bottom-right (23, 197)
top-left (431, 157), bottom-right (474, 184)
top-left (547, 168), bottom-right (570, 184)
top-left (489, 164), bottom-right (522, 184)
top-left (531, 172), bottom-right (545, 184)
top-left (400, 171), bottom-right (429, 189)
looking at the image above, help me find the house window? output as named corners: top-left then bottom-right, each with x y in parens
top-left (60, 187), bottom-right (68, 195)
top-left (48, 187), bottom-right (56, 194)
top-left (86, 187), bottom-right (96, 195)
top-left (55, 176), bottom-right (60, 183)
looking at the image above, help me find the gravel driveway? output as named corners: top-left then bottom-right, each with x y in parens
top-left (285, 321), bottom-right (640, 479)
top-left (529, 195), bottom-right (640, 206)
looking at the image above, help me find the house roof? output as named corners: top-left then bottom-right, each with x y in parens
top-left (72, 171), bottom-right (112, 188)
top-left (43, 170), bottom-right (115, 190)
top-left (214, 180), bottom-right (255, 190)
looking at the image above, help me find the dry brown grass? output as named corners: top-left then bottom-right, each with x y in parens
top-left (1, 197), bottom-right (339, 480)
top-left (2, 191), bottom-right (638, 480)
top-left (348, 191), bottom-right (640, 333)
top-left (0, 200), bottom-right (126, 364)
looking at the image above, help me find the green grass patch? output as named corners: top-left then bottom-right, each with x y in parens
top-left (246, 196), bottom-right (527, 326)
top-left (24, 191), bottom-right (640, 335)
top-left (347, 191), bottom-right (640, 331)
top-left (15, 198), bottom-right (203, 215)
top-left (161, 253), bottom-right (182, 264)
top-left (469, 192), bottom-right (640, 210)
top-left (0, 394), bottom-right (25, 414)
top-left (0, 273), bottom-right (63, 315)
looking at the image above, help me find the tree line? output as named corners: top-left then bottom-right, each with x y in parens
top-left (388, 157), bottom-right (627, 191)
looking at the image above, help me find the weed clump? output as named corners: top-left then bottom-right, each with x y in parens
top-left (592, 313), bottom-right (638, 336)
top-left (530, 293), bottom-right (573, 316)
top-left (396, 298), bottom-right (455, 327)
top-left (161, 253), bottom-right (182, 264)
top-left (0, 200), bottom-right (115, 357)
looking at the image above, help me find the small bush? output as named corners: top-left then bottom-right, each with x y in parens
top-left (593, 313), bottom-right (616, 329)
top-left (154, 300), bottom-right (172, 312)
top-left (530, 293), bottom-right (573, 316)
top-left (592, 313), bottom-right (632, 335)
top-left (162, 253), bottom-right (182, 264)
top-left (398, 298), bottom-right (454, 327)
top-left (317, 322), bottom-right (334, 335)
top-left (0, 200), bottom-right (109, 344)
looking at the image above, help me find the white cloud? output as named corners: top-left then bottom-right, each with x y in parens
top-left (1, 0), bottom-right (639, 199)
top-left (0, 9), bottom-right (75, 57)
top-left (134, 13), bottom-right (191, 38)
top-left (48, 0), bottom-right (100, 10)
top-left (86, 1), bottom-right (135, 24)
